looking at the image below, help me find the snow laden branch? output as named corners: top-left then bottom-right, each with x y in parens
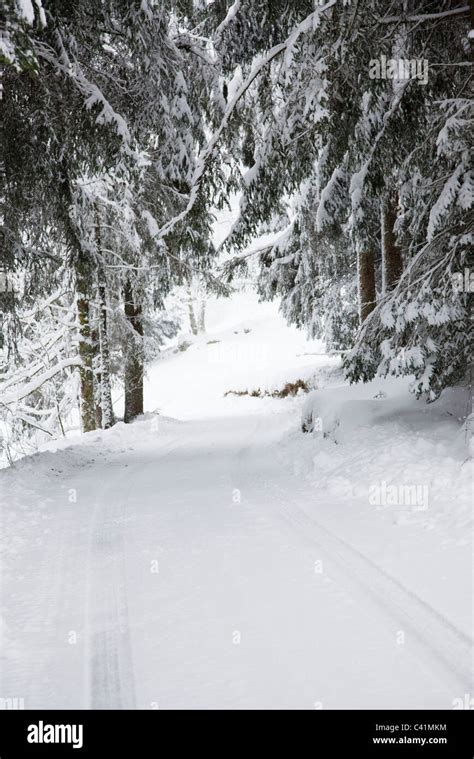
top-left (20, 289), bottom-right (67, 321)
top-left (343, 208), bottom-right (472, 399)
top-left (355, 210), bottom-right (473, 339)
top-left (214, 1), bottom-right (241, 38)
top-left (219, 222), bottom-right (295, 281)
top-left (378, 6), bottom-right (470, 24)
top-left (349, 81), bottom-right (411, 225)
top-left (35, 30), bottom-right (132, 148)
top-left (152, 1), bottom-right (337, 244)
top-left (1, 357), bottom-right (81, 407)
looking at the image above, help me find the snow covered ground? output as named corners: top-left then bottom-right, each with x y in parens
top-left (0, 289), bottom-right (472, 709)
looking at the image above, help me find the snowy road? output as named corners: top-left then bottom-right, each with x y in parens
top-left (1, 294), bottom-right (471, 709)
top-left (1, 410), bottom-right (471, 709)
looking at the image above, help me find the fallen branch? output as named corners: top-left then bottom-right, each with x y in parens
top-left (225, 379), bottom-right (310, 399)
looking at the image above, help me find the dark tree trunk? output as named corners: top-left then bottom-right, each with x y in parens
top-left (98, 277), bottom-right (115, 428)
top-left (60, 162), bottom-right (96, 432)
top-left (357, 249), bottom-right (376, 324)
top-left (471, 0), bottom-right (474, 61)
top-left (124, 279), bottom-right (144, 423)
top-left (76, 257), bottom-right (96, 432)
top-left (381, 197), bottom-right (403, 293)
top-left (94, 210), bottom-right (115, 429)
top-left (92, 324), bottom-right (102, 429)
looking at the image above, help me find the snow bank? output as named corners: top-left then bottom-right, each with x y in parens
top-left (299, 374), bottom-right (471, 544)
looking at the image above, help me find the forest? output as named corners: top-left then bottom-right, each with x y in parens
top-left (0, 0), bottom-right (472, 717)
top-left (1, 0), bottom-right (471, 457)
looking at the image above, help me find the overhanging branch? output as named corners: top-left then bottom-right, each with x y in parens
top-left (152, 1), bottom-right (337, 244)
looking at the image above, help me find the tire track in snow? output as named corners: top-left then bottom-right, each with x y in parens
top-left (87, 475), bottom-right (137, 709)
top-left (231, 414), bottom-right (472, 694)
top-left (275, 493), bottom-right (473, 692)
top-left (85, 436), bottom-right (182, 709)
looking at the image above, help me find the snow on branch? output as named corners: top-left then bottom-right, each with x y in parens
top-left (1, 357), bottom-right (81, 406)
top-left (15, 0), bottom-right (45, 25)
top-left (14, 412), bottom-right (55, 436)
top-left (152, 1), bottom-right (337, 244)
top-left (219, 221), bottom-right (295, 279)
top-left (379, 6), bottom-right (470, 24)
top-left (215, 1), bottom-right (241, 38)
top-left (20, 289), bottom-right (66, 320)
top-left (349, 81), bottom-right (411, 223)
top-left (352, 218), bottom-right (471, 346)
top-left (36, 30), bottom-right (132, 147)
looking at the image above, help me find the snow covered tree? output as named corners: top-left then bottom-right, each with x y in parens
top-left (341, 2), bottom-right (473, 399)
top-left (2, 0), bottom-right (471, 464)
top-left (214, 0), bottom-right (472, 398)
top-left (2, 0), bottom-right (224, 444)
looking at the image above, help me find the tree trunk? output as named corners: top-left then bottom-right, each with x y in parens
top-left (98, 278), bottom-right (115, 429)
top-left (76, 258), bottom-right (96, 432)
top-left (124, 279), bottom-right (144, 423)
top-left (94, 210), bottom-right (115, 429)
top-left (61, 162), bottom-right (96, 432)
top-left (187, 282), bottom-right (198, 336)
top-left (357, 249), bottom-right (376, 324)
top-left (471, 0), bottom-right (474, 61)
top-left (91, 324), bottom-right (102, 428)
top-left (198, 299), bottom-right (206, 334)
top-left (381, 197), bottom-right (403, 293)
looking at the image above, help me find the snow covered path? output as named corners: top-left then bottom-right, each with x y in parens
top-left (1, 409), bottom-right (471, 710)
top-left (1, 293), bottom-right (471, 709)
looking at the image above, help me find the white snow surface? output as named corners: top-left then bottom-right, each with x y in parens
top-left (1, 290), bottom-right (472, 709)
